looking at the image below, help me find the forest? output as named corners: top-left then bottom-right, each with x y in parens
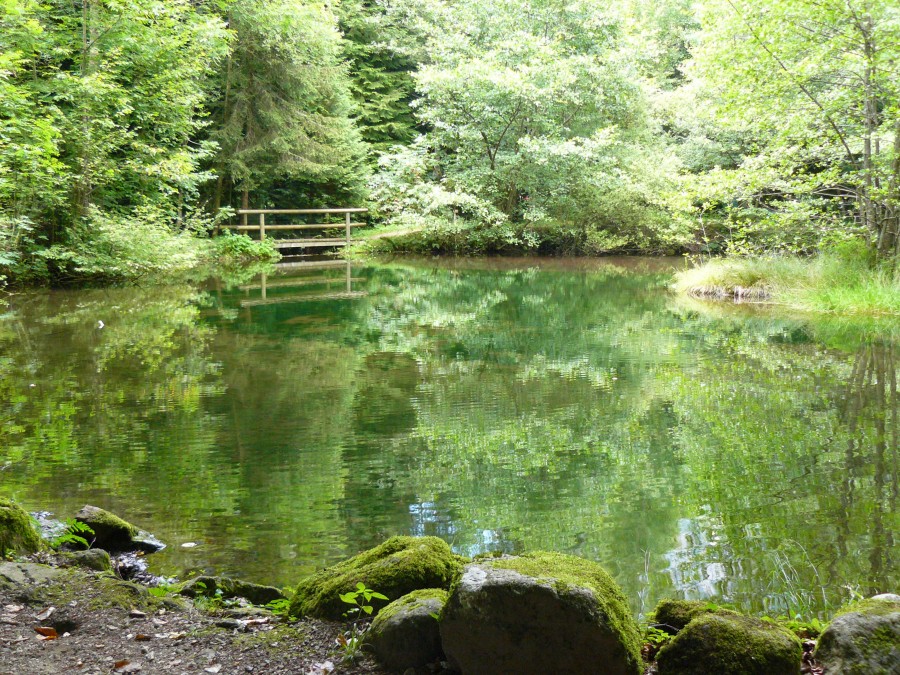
top-left (1, 0), bottom-right (898, 301)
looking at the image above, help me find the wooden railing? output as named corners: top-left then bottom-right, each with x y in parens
top-left (221, 208), bottom-right (368, 251)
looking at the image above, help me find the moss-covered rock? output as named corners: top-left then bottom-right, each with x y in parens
top-left (0, 499), bottom-right (43, 557)
top-left (440, 552), bottom-right (643, 675)
top-left (815, 595), bottom-right (900, 674)
top-left (180, 576), bottom-right (286, 606)
top-left (60, 548), bottom-right (112, 573)
top-left (74, 505), bottom-right (164, 553)
top-left (288, 536), bottom-right (462, 620)
top-left (366, 588), bottom-right (447, 671)
top-left (656, 613), bottom-right (802, 675)
top-left (651, 598), bottom-right (738, 635)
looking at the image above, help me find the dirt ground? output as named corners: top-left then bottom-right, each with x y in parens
top-left (0, 560), bottom-right (393, 675)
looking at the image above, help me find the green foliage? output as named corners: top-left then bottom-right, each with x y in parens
top-left (50, 518), bottom-right (95, 551)
top-left (208, 232), bottom-right (281, 264)
top-left (339, 581), bottom-right (389, 619)
top-left (337, 0), bottom-right (420, 157)
top-left (209, 0), bottom-right (368, 208)
top-left (265, 597), bottom-right (291, 616)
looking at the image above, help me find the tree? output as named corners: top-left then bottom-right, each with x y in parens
top-left (209, 0), bottom-right (368, 212)
top-left (372, 0), bottom-right (683, 253)
top-left (690, 0), bottom-right (900, 258)
top-left (337, 0), bottom-right (420, 158)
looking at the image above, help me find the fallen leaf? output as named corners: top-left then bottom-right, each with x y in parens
top-left (114, 660), bottom-right (130, 669)
top-left (135, 634), bottom-right (152, 642)
top-left (35, 606), bottom-right (55, 621)
top-left (34, 626), bottom-right (58, 640)
top-left (3, 604), bottom-right (23, 613)
top-left (151, 618), bottom-right (167, 626)
top-left (129, 610), bottom-right (148, 619)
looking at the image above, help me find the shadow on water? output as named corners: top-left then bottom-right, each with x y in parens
top-left (0, 258), bottom-right (896, 618)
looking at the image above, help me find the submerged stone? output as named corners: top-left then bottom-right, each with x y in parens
top-left (0, 498), bottom-right (44, 557)
top-left (815, 595), bottom-right (900, 674)
top-left (179, 576), bottom-right (286, 606)
top-left (656, 613), bottom-right (802, 675)
top-left (366, 588), bottom-right (447, 671)
top-left (74, 505), bottom-right (164, 553)
top-left (440, 552), bottom-right (643, 675)
top-left (288, 536), bottom-right (462, 620)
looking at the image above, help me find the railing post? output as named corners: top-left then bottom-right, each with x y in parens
top-left (345, 211), bottom-right (351, 245)
top-left (260, 212), bottom-right (266, 240)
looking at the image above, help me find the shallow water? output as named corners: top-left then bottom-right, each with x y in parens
top-left (1, 257), bottom-right (897, 618)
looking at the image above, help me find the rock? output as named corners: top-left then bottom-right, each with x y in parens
top-left (0, 562), bottom-right (65, 591)
top-left (179, 576), bottom-right (286, 606)
top-left (815, 595), bottom-right (900, 674)
top-left (74, 505), bottom-right (164, 553)
top-left (289, 536), bottom-right (463, 620)
top-left (61, 548), bottom-right (113, 573)
top-left (656, 613), bottom-right (802, 675)
top-left (0, 499), bottom-right (44, 557)
top-left (651, 598), bottom-right (738, 635)
top-left (439, 552), bottom-right (643, 675)
top-left (366, 588), bottom-right (447, 671)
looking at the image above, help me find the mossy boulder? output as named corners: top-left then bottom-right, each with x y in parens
top-left (815, 595), bottom-right (900, 674)
top-left (440, 552), bottom-right (643, 675)
top-left (74, 505), bottom-right (164, 553)
top-left (656, 613), bottom-right (802, 675)
top-left (652, 598), bottom-right (738, 635)
top-left (0, 498), bottom-right (43, 557)
top-left (60, 548), bottom-right (113, 573)
top-left (180, 575), bottom-right (286, 606)
top-left (366, 588), bottom-right (447, 671)
top-left (288, 536), bottom-right (463, 620)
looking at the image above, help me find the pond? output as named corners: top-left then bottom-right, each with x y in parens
top-left (1, 257), bottom-right (897, 619)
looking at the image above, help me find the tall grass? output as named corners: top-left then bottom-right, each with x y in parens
top-left (674, 253), bottom-right (900, 316)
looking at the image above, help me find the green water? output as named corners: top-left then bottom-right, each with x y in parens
top-left (1, 258), bottom-right (897, 619)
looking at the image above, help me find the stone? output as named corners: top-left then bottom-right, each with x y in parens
top-left (74, 505), bottom-right (164, 553)
top-left (652, 599), bottom-right (725, 635)
top-left (288, 536), bottom-right (463, 620)
top-left (0, 562), bottom-right (65, 590)
top-left (656, 613), bottom-right (802, 675)
top-left (179, 576), bottom-right (286, 606)
top-left (0, 499), bottom-right (43, 557)
top-left (439, 552), bottom-right (643, 675)
top-left (366, 588), bottom-right (447, 671)
top-left (61, 549), bottom-right (113, 573)
top-left (815, 595), bottom-right (900, 674)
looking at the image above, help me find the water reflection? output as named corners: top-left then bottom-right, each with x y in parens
top-left (0, 259), bottom-right (896, 619)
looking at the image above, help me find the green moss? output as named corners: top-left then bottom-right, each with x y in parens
top-left (486, 552), bottom-right (642, 673)
top-left (288, 536), bottom-right (463, 620)
top-left (0, 498), bottom-right (43, 557)
top-left (832, 597), bottom-right (900, 620)
top-left (373, 588), bottom-right (448, 625)
top-left (657, 613), bottom-right (802, 675)
top-left (76, 505), bottom-right (138, 538)
top-left (651, 598), bottom-right (738, 634)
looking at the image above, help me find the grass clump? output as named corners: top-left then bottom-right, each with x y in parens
top-left (675, 247), bottom-right (900, 316)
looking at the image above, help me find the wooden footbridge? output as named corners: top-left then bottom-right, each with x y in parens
top-left (221, 208), bottom-right (369, 253)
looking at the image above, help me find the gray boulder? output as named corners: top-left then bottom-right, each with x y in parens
top-left (366, 588), bottom-right (447, 671)
top-left (815, 595), bottom-right (900, 674)
top-left (656, 613), bottom-right (802, 675)
top-left (439, 552), bottom-right (642, 675)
